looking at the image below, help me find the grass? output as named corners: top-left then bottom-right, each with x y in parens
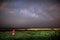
top-left (0, 30), bottom-right (60, 40)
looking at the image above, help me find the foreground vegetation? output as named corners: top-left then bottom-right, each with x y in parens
top-left (0, 30), bottom-right (60, 40)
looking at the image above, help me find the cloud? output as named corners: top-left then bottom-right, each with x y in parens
top-left (45, 4), bottom-right (60, 19)
top-left (20, 8), bottom-right (28, 15)
top-left (47, 4), bottom-right (59, 11)
top-left (31, 13), bottom-right (39, 18)
top-left (8, 9), bottom-right (18, 14)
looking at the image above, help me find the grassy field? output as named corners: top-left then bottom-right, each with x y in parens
top-left (0, 30), bottom-right (60, 40)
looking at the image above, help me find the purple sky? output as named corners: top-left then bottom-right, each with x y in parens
top-left (0, 0), bottom-right (60, 28)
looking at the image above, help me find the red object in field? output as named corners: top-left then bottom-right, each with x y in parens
top-left (11, 29), bottom-right (16, 35)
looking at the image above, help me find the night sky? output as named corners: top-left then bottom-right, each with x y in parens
top-left (0, 0), bottom-right (60, 29)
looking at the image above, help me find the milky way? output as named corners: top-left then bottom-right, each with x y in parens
top-left (0, 0), bottom-right (60, 28)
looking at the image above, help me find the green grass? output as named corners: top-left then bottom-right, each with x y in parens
top-left (0, 30), bottom-right (60, 40)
